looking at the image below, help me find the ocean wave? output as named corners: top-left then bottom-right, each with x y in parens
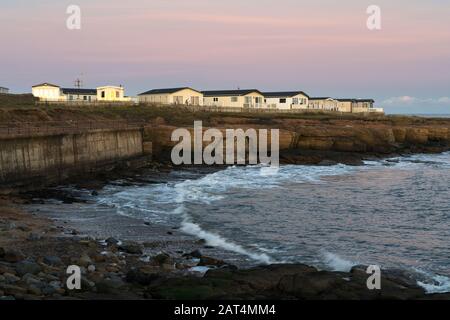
top-left (414, 268), bottom-right (450, 294)
top-left (320, 251), bottom-right (358, 272)
top-left (180, 216), bottom-right (274, 265)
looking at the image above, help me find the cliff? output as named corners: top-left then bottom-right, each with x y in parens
top-left (1, 105), bottom-right (449, 166)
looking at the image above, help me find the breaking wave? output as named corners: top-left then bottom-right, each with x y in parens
top-left (321, 251), bottom-right (358, 272)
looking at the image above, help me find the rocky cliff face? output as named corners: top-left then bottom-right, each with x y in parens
top-left (144, 118), bottom-right (450, 165)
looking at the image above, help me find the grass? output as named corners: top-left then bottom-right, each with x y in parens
top-left (0, 95), bottom-right (447, 127)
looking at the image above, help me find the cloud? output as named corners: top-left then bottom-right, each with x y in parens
top-left (382, 96), bottom-right (450, 106)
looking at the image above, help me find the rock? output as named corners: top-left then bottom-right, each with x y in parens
top-left (318, 160), bottom-right (337, 166)
top-left (118, 242), bottom-right (143, 255)
top-left (2, 222), bottom-right (16, 231)
top-left (49, 280), bottom-right (62, 289)
top-left (3, 273), bottom-right (20, 283)
top-left (144, 222), bottom-right (151, 226)
top-left (43, 256), bottom-right (62, 266)
top-left (28, 285), bottom-right (42, 296)
top-left (198, 256), bottom-right (226, 267)
top-left (1, 284), bottom-right (27, 296)
top-left (0, 247), bottom-right (5, 258)
top-left (184, 250), bottom-right (202, 259)
top-left (95, 278), bottom-right (126, 294)
top-left (105, 237), bottom-right (119, 246)
top-left (17, 225), bottom-right (32, 232)
top-left (78, 253), bottom-right (92, 267)
top-left (91, 190), bottom-right (99, 196)
top-left (15, 261), bottom-right (42, 276)
top-left (21, 273), bottom-right (43, 286)
top-left (2, 250), bottom-right (25, 263)
top-left (27, 233), bottom-right (42, 241)
top-left (151, 253), bottom-right (171, 266)
top-left (126, 267), bottom-right (160, 285)
top-left (87, 265), bottom-right (96, 273)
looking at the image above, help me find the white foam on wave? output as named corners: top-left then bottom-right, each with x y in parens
top-left (414, 268), bottom-right (450, 294)
top-left (180, 216), bottom-right (274, 264)
top-left (321, 251), bottom-right (358, 272)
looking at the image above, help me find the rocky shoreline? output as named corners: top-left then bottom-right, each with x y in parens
top-left (1, 192), bottom-right (450, 300)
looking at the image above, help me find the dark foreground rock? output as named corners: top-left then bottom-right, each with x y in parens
top-left (147, 264), bottom-right (427, 300)
top-left (1, 197), bottom-right (449, 300)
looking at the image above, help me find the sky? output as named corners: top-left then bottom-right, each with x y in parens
top-left (1, 0), bottom-right (449, 114)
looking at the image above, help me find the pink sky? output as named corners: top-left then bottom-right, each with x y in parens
top-left (1, 0), bottom-right (450, 113)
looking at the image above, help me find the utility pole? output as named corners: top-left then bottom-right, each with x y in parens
top-left (74, 78), bottom-right (83, 88)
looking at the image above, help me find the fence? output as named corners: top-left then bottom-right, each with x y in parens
top-left (36, 100), bottom-right (137, 107)
top-left (179, 105), bottom-right (379, 115)
top-left (0, 120), bottom-right (146, 137)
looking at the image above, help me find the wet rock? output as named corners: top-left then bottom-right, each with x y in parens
top-left (118, 242), bottom-right (143, 255)
top-left (0, 247), bottom-right (5, 258)
top-left (96, 278), bottom-right (126, 294)
top-left (43, 256), bottom-right (62, 266)
top-left (2, 250), bottom-right (25, 263)
top-left (150, 253), bottom-right (171, 266)
top-left (1, 284), bottom-right (27, 296)
top-left (184, 250), bottom-right (202, 259)
top-left (78, 253), bottom-right (92, 267)
top-left (198, 256), bottom-right (226, 267)
top-left (28, 285), bottom-right (42, 296)
top-left (16, 261), bottom-right (42, 276)
top-left (126, 267), bottom-right (160, 285)
top-left (27, 233), bottom-right (42, 241)
top-left (17, 224), bottom-right (32, 232)
top-left (3, 273), bottom-right (20, 283)
top-left (105, 237), bottom-right (119, 246)
top-left (318, 160), bottom-right (338, 166)
top-left (91, 191), bottom-right (99, 196)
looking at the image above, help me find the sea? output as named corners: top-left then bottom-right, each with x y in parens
top-left (27, 152), bottom-right (450, 294)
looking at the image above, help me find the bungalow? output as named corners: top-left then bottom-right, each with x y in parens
top-left (308, 97), bottom-right (339, 111)
top-left (202, 89), bottom-right (265, 108)
top-left (263, 91), bottom-right (309, 110)
top-left (62, 88), bottom-right (97, 102)
top-left (337, 99), bottom-right (357, 113)
top-left (138, 87), bottom-right (203, 105)
top-left (0, 87), bottom-right (9, 94)
top-left (353, 99), bottom-right (375, 113)
top-left (97, 85), bottom-right (129, 102)
top-left (32, 83), bottom-right (63, 101)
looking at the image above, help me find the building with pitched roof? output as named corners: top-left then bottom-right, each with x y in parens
top-left (138, 87), bottom-right (203, 105)
top-left (202, 89), bottom-right (265, 108)
top-left (263, 91), bottom-right (309, 110)
top-left (0, 87), bottom-right (9, 94)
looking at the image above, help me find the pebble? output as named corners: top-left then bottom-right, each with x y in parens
top-left (16, 261), bottom-right (42, 276)
top-left (2, 250), bottom-right (25, 263)
top-left (43, 256), bottom-right (62, 266)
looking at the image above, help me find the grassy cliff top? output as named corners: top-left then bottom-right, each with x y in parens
top-left (1, 94), bottom-right (448, 127)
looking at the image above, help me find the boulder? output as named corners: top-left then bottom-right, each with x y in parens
top-left (2, 250), bottom-right (25, 263)
top-left (126, 267), bottom-right (160, 285)
top-left (15, 261), bottom-right (42, 276)
top-left (118, 242), bottom-right (143, 255)
top-left (105, 237), bottom-right (119, 246)
top-left (198, 256), bottom-right (226, 267)
top-left (43, 256), bottom-right (62, 266)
